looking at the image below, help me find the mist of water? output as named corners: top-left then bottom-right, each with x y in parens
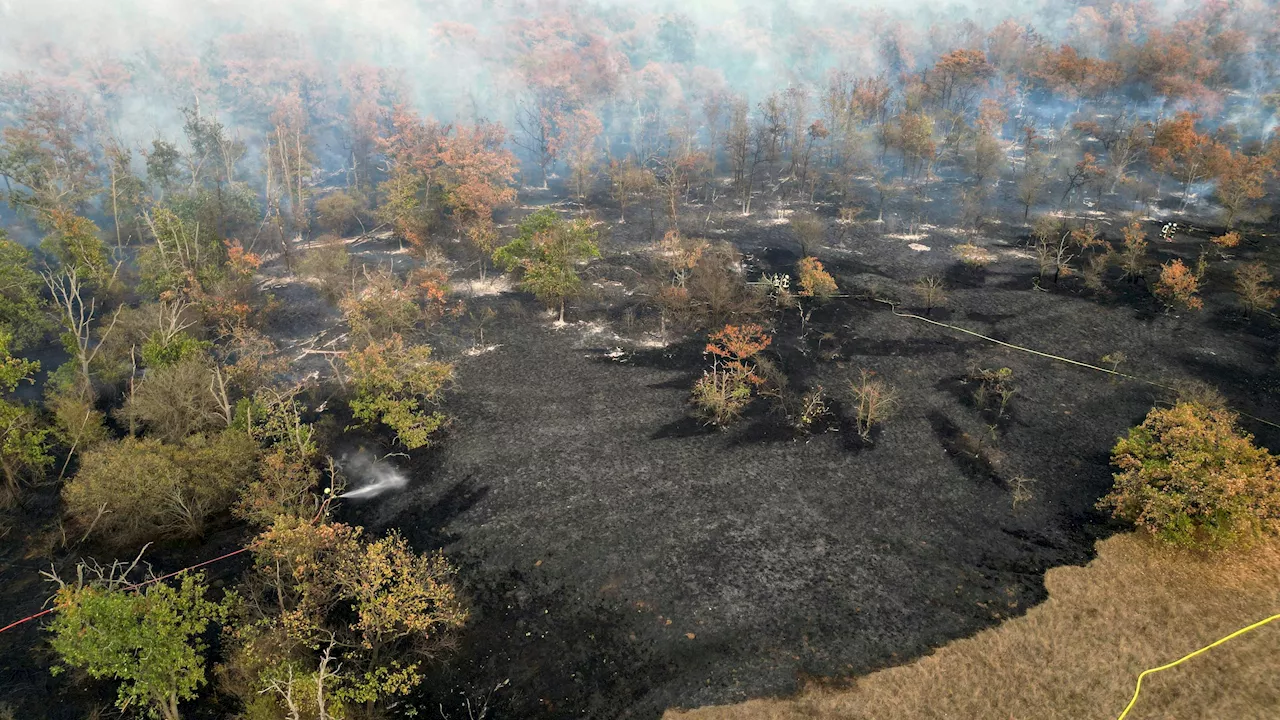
top-left (337, 449), bottom-right (409, 500)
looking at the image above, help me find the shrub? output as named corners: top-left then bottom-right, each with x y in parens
top-left (1234, 261), bottom-right (1278, 316)
top-left (344, 334), bottom-right (454, 450)
top-left (796, 257), bottom-right (838, 300)
top-left (1154, 259), bottom-right (1203, 310)
top-left (971, 366), bottom-right (1016, 419)
top-left (120, 358), bottom-right (226, 442)
top-left (1101, 402), bottom-right (1280, 549)
top-left (234, 387), bottom-right (328, 527)
top-left (340, 268), bottom-right (423, 344)
top-left (791, 385), bottom-right (829, 433)
top-left (298, 240), bottom-right (352, 304)
top-left (315, 191), bottom-right (364, 235)
top-left (690, 324), bottom-right (771, 427)
top-left (912, 276), bottom-right (947, 315)
top-left (1117, 221), bottom-right (1149, 280)
top-left (954, 243), bottom-right (996, 267)
top-left (229, 519), bottom-right (469, 715)
top-left (64, 431), bottom-right (258, 546)
top-left (847, 369), bottom-right (897, 440)
top-left (1211, 230), bottom-right (1242, 250)
top-left (790, 211), bottom-right (826, 258)
top-left (1080, 248), bottom-right (1113, 291)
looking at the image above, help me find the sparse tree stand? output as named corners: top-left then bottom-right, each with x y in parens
top-left (493, 209), bottom-right (601, 323)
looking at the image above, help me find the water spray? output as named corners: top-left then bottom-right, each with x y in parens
top-left (334, 449), bottom-right (410, 500)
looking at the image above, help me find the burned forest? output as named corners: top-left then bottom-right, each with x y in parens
top-left (1, 1), bottom-right (1280, 719)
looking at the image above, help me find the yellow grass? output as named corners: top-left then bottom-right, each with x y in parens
top-left (664, 533), bottom-right (1280, 720)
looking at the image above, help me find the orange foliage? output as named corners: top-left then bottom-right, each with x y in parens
top-left (706, 324), bottom-right (772, 363)
top-left (1155, 259), bottom-right (1203, 310)
top-left (797, 258), bottom-right (838, 299)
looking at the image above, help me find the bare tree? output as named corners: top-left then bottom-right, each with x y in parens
top-left (42, 269), bottom-right (123, 396)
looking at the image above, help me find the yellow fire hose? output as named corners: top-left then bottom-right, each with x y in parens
top-left (1115, 612), bottom-right (1280, 719)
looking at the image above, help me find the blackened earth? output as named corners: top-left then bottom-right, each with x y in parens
top-left (343, 218), bottom-right (1280, 718)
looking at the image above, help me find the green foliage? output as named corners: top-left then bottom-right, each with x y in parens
top-left (315, 191), bottom-right (364, 235)
top-left (493, 209), bottom-right (600, 320)
top-left (234, 388), bottom-right (326, 527)
top-left (345, 335), bottom-right (453, 450)
top-left (165, 332), bottom-right (214, 369)
top-left (0, 399), bottom-right (51, 504)
top-left (141, 331), bottom-right (211, 369)
top-left (1101, 402), bottom-right (1280, 549)
top-left (0, 331), bottom-right (49, 503)
top-left (46, 382), bottom-right (110, 453)
top-left (376, 169), bottom-right (439, 248)
top-left (298, 241), bottom-right (352, 304)
top-left (64, 431), bottom-right (258, 546)
top-left (138, 206), bottom-right (224, 297)
top-left (0, 230), bottom-right (48, 350)
top-left (339, 269), bottom-right (422, 344)
top-left (0, 330), bottom-right (39, 394)
top-left (230, 519), bottom-right (469, 715)
top-left (49, 572), bottom-right (232, 720)
top-left (40, 210), bottom-right (111, 284)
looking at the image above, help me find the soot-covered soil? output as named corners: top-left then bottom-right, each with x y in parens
top-left (343, 218), bottom-right (1280, 718)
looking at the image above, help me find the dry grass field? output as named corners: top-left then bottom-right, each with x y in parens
top-left (665, 533), bottom-right (1280, 720)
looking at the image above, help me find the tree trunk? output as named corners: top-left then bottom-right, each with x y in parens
top-left (559, 298), bottom-right (566, 323)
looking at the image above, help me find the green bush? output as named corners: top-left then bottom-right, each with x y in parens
top-left (1101, 402), bottom-right (1280, 549)
top-left (64, 431), bottom-right (258, 546)
top-left (49, 572), bottom-right (231, 720)
top-left (345, 334), bottom-right (453, 449)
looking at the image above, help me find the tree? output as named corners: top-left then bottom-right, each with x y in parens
top-left (1234, 262), bottom-right (1279, 316)
top-left (1214, 151), bottom-right (1271, 227)
top-left (0, 88), bottom-right (98, 216)
top-left (437, 121), bottom-right (519, 265)
top-left (493, 209), bottom-right (601, 323)
top-left (0, 230), bottom-right (48, 350)
top-left (266, 92), bottom-right (314, 232)
top-left (0, 331), bottom-right (49, 504)
top-left (344, 334), bottom-right (453, 450)
top-left (1101, 402), bottom-right (1280, 548)
top-left (228, 518), bottom-right (469, 716)
top-left (41, 210), bottom-right (112, 286)
top-left (608, 159), bottom-right (655, 224)
top-left (790, 211), bottom-right (825, 258)
top-left (513, 90), bottom-right (566, 189)
top-left (925, 49), bottom-right (994, 114)
top-left (49, 572), bottom-right (232, 720)
top-left (1150, 112), bottom-right (1228, 209)
top-left (376, 107), bottom-right (448, 252)
top-left (43, 268), bottom-right (123, 399)
top-left (561, 109), bottom-right (602, 200)
top-left (102, 138), bottom-right (146, 249)
top-left (1060, 153), bottom-right (1103, 205)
